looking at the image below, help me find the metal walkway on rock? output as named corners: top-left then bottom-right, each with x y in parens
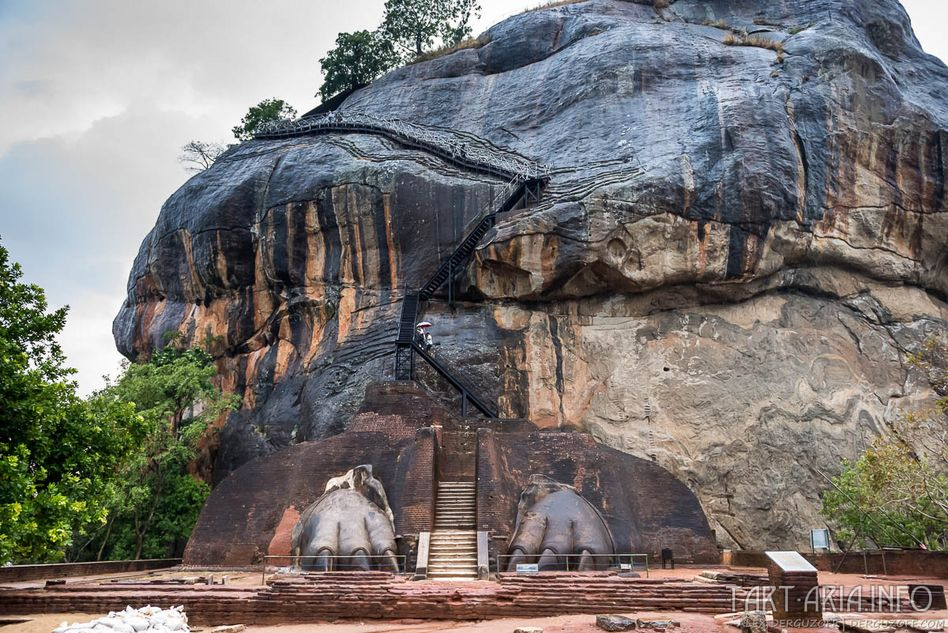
top-left (257, 112), bottom-right (548, 419)
top-left (254, 112), bottom-right (548, 183)
top-left (393, 173), bottom-right (545, 418)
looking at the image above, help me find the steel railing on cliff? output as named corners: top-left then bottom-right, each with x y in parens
top-left (253, 112), bottom-right (551, 183)
top-left (255, 112), bottom-right (551, 419)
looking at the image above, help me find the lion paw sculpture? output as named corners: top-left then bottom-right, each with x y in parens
top-left (291, 464), bottom-right (399, 571)
top-left (506, 475), bottom-right (616, 571)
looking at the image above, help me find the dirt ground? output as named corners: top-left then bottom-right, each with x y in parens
top-left (2, 566), bottom-right (943, 633)
top-left (0, 612), bottom-right (725, 633)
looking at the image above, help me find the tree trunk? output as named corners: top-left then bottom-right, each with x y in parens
top-left (96, 517), bottom-right (114, 561)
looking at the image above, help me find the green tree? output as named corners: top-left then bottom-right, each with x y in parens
top-left (381, 0), bottom-right (481, 57)
top-left (231, 98), bottom-right (298, 141)
top-left (0, 240), bottom-right (136, 563)
top-left (821, 334), bottom-right (948, 551)
top-left (93, 344), bottom-right (239, 560)
top-left (318, 30), bottom-right (401, 102)
top-left (822, 441), bottom-right (947, 551)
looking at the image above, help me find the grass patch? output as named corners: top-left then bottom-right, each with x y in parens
top-left (411, 34), bottom-right (492, 64)
top-left (723, 32), bottom-right (785, 54)
top-left (654, 0), bottom-right (671, 8)
top-left (702, 19), bottom-right (729, 29)
top-left (518, 0), bottom-right (587, 14)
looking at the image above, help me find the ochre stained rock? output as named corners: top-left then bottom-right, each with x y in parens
top-left (117, 0), bottom-right (947, 550)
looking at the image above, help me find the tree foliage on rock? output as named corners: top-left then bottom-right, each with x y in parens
top-left (317, 0), bottom-right (481, 100)
top-left (381, 0), bottom-right (480, 57)
top-left (0, 240), bottom-right (136, 563)
top-left (821, 335), bottom-right (948, 551)
top-left (318, 31), bottom-right (401, 102)
top-left (89, 341), bottom-right (239, 560)
top-left (231, 98), bottom-right (298, 141)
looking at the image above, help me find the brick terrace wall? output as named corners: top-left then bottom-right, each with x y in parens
top-left (476, 429), bottom-right (523, 566)
top-left (0, 559), bottom-right (179, 583)
top-left (809, 551), bottom-right (948, 578)
top-left (185, 383), bottom-right (447, 568)
top-left (722, 550), bottom-right (948, 579)
top-left (0, 573), bottom-right (746, 623)
top-left (476, 430), bottom-right (720, 565)
top-left (393, 427), bottom-right (437, 537)
top-left (184, 428), bottom-right (436, 567)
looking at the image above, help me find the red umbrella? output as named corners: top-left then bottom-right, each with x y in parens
top-left (416, 321), bottom-right (433, 329)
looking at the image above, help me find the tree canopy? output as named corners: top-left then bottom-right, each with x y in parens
top-left (382, 0), bottom-right (480, 57)
top-left (318, 31), bottom-right (400, 102)
top-left (0, 237), bottom-right (239, 563)
top-left (821, 335), bottom-right (948, 551)
top-left (231, 98), bottom-right (298, 141)
top-left (0, 240), bottom-right (137, 563)
top-left (88, 343), bottom-right (239, 560)
top-left (317, 0), bottom-right (481, 101)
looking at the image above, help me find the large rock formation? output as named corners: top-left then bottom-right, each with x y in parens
top-left (116, 0), bottom-right (947, 550)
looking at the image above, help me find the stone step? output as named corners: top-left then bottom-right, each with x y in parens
top-left (428, 563), bottom-right (480, 571)
top-left (435, 514), bottom-right (475, 519)
top-left (435, 515), bottom-right (475, 521)
top-left (429, 544), bottom-right (478, 550)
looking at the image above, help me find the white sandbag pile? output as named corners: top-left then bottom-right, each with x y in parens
top-left (53, 606), bottom-right (189, 633)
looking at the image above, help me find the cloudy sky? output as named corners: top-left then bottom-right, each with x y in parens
top-left (0, 1), bottom-right (945, 394)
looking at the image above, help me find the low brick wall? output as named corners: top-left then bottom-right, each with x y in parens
top-left (0, 559), bottom-right (180, 583)
top-left (0, 572), bottom-right (746, 623)
top-left (722, 550), bottom-right (948, 579)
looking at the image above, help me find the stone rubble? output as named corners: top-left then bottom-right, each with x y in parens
top-left (596, 615), bottom-right (636, 632)
top-left (53, 606), bottom-right (188, 633)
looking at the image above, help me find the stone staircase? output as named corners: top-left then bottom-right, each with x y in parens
top-left (428, 481), bottom-right (477, 580)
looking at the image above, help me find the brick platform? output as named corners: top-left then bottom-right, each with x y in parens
top-left (0, 572), bottom-right (747, 624)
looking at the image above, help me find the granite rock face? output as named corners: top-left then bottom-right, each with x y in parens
top-left (116, 0), bottom-right (947, 549)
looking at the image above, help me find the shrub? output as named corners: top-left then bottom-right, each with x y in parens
top-left (518, 0), bottom-right (587, 15)
top-left (411, 33), bottom-right (491, 64)
top-left (723, 32), bottom-right (785, 54)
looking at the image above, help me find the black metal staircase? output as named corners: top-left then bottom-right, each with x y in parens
top-left (393, 175), bottom-right (547, 417)
top-left (412, 343), bottom-right (498, 418)
top-left (419, 177), bottom-right (546, 301)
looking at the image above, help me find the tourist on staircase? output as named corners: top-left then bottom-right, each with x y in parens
top-left (416, 321), bottom-right (434, 352)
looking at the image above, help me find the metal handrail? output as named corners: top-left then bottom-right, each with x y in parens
top-left (496, 553), bottom-right (650, 577)
top-left (411, 341), bottom-right (497, 418)
top-left (254, 111), bottom-right (551, 182)
top-left (260, 554), bottom-right (408, 584)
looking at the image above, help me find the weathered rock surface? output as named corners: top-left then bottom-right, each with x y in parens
top-left (596, 615), bottom-right (635, 632)
top-left (116, 0), bottom-right (947, 548)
